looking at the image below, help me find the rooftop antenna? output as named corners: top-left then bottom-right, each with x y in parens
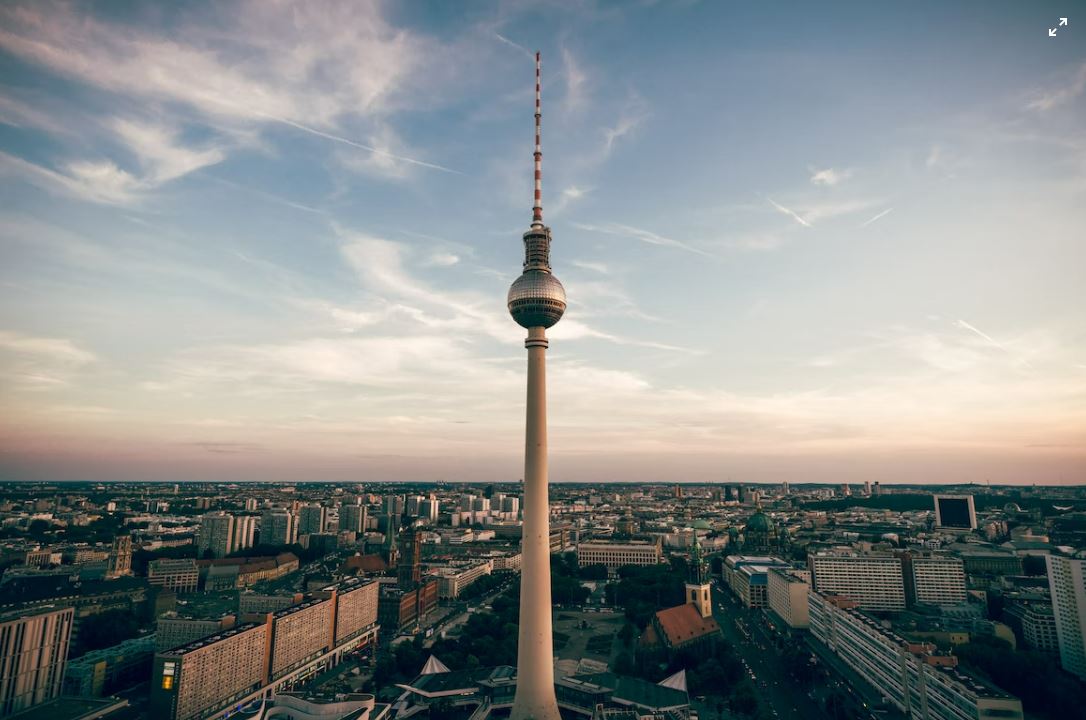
top-left (532, 51), bottom-right (543, 227)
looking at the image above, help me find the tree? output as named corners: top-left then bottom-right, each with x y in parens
top-left (27, 519), bottom-right (50, 540)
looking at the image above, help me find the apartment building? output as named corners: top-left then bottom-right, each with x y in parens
top-left (909, 556), bottom-right (967, 607)
top-left (1046, 555), bottom-right (1086, 680)
top-left (329, 578), bottom-right (378, 645)
top-left (150, 623), bottom-right (270, 720)
top-left (156, 615), bottom-right (236, 653)
top-left (809, 592), bottom-right (1022, 720)
top-left (269, 597), bottom-right (334, 680)
top-left (0, 606), bottom-right (73, 718)
top-left (197, 512), bottom-right (234, 559)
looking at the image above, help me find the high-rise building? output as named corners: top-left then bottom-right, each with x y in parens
top-left (933, 494), bottom-right (977, 530)
top-left (150, 623), bottom-right (270, 720)
top-left (296, 504), bottom-right (326, 537)
top-left (863, 480), bottom-right (872, 496)
top-left (262, 511), bottom-right (295, 546)
top-left (196, 512), bottom-right (234, 558)
top-left (767, 567), bottom-right (811, 629)
top-left (1046, 555), bottom-right (1086, 680)
top-left (244, 498), bottom-right (259, 512)
top-left (908, 555), bottom-right (967, 607)
top-left (808, 552), bottom-right (906, 611)
top-left (338, 503), bottom-right (366, 534)
top-left (107, 534), bottom-right (132, 577)
top-left (148, 559), bottom-right (200, 594)
top-left (506, 52), bottom-right (566, 720)
top-left (231, 515), bottom-right (257, 553)
top-left (419, 498), bottom-right (439, 523)
top-left (0, 606), bottom-right (73, 718)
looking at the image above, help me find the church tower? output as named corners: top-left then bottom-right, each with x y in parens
top-left (686, 538), bottom-right (712, 619)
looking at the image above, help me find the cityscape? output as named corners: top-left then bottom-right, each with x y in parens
top-left (1, 3), bottom-right (1084, 720)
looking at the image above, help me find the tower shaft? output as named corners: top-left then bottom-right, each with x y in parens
top-left (511, 327), bottom-right (559, 720)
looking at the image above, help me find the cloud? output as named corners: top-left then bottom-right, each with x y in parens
top-left (561, 46), bottom-right (587, 114)
top-left (861, 208), bottom-right (894, 227)
top-left (0, 1), bottom-right (456, 176)
top-left (0, 151), bottom-right (140, 205)
top-left (572, 222), bottom-right (709, 256)
top-left (766, 197), bottom-right (811, 227)
top-left (551, 185), bottom-right (591, 215)
top-left (112, 118), bottom-right (225, 183)
top-left (0, 331), bottom-right (96, 390)
top-left (1026, 61), bottom-right (1086, 112)
top-left (492, 32), bottom-right (534, 61)
top-left (571, 260), bottom-right (610, 274)
top-left (953, 319), bottom-right (1035, 370)
top-left (426, 253), bottom-right (460, 267)
top-left (602, 93), bottom-right (648, 157)
top-left (810, 167), bottom-right (852, 186)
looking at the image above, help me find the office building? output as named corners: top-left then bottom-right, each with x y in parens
top-left (148, 558), bottom-right (200, 594)
top-left (63, 635), bottom-right (155, 697)
top-left (809, 592), bottom-right (1022, 720)
top-left (435, 560), bottom-right (493, 600)
top-left (933, 494), bottom-right (977, 530)
top-left (809, 552), bottom-right (906, 611)
top-left (1046, 555), bottom-right (1086, 680)
top-left (576, 540), bottom-right (662, 571)
top-left (767, 567), bottom-right (811, 629)
top-left (0, 606), bottom-right (73, 718)
top-left (197, 512), bottom-right (234, 558)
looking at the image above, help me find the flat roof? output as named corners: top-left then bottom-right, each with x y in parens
top-left (158, 621), bottom-right (265, 657)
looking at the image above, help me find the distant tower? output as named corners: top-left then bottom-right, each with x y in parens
top-left (508, 52), bottom-right (565, 720)
top-left (398, 514), bottom-right (421, 590)
top-left (686, 539), bottom-right (712, 618)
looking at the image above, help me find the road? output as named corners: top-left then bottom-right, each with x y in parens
top-left (709, 582), bottom-right (831, 720)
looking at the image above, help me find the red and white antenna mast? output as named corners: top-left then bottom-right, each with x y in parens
top-left (532, 51), bottom-right (544, 227)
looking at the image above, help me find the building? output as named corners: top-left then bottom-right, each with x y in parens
top-left (148, 558), bottom-right (200, 594)
top-left (63, 634), bottom-right (155, 697)
top-left (339, 503), bottom-right (367, 534)
top-left (435, 560), bottom-right (493, 600)
top-left (1004, 601), bottom-right (1059, 654)
top-left (576, 540), bottom-right (662, 572)
top-left (908, 555), bottom-right (966, 607)
top-left (269, 597), bottom-right (334, 680)
top-left (398, 520), bottom-right (422, 590)
top-left (640, 545), bottom-right (722, 660)
top-left (156, 615), bottom-right (236, 652)
top-left (1046, 555), bottom-right (1086, 680)
top-left (238, 593), bottom-right (304, 614)
top-left (297, 504), bottom-right (327, 537)
top-left (933, 494), bottom-right (977, 530)
top-left (0, 606), bottom-right (73, 718)
top-left (327, 578), bottom-right (378, 646)
top-left (150, 623), bottom-right (271, 720)
top-left (196, 512), bottom-right (234, 559)
top-left (767, 567), bottom-right (811, 629)
top-left (262, 511), bottom-right (295, 546)
top-left (722, 555), bottom-right (788, 601)
top-left (809, 592), bottom-right (1022, 720)
top-left (107, 535), bottom-right (132, 577)
top-left (378, 579), bottom-right (439, 633)
top-left (231, 515), bottom-right (257, 553)
top-left (808, 552), bottom-right (906, 611)
top-left (959, 550), bottom-right (1022, 576)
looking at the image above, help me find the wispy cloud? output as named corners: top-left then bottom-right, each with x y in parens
top-left (571, 260), bottom-right (610, 274)
top-left (0, 330), bottom-right (96, 390)
top-left (766, 197), bottom-right (811, 227)
top-left (1026, 61), bottom-right (1086, 112)
top-left (953, 319), bottom-right (1035, 370)
top-left (492, 32), bottom-right (534, 62)
top-left (861, 208), bottom-right (894, 227)
top-left (561, 46), bottom-right (588, 114)
top-left (572, 222), bottom-right (709, 256)
top-left (810, 167), bottom-right (852, 186)
top-left (602, 93), bottom-right (648, 157)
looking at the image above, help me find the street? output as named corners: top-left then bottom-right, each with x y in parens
top-left (709, 582), bottom-right (830, 720)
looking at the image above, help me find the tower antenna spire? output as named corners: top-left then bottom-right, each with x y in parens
top-left (532, 51), bottom-right (543, 227)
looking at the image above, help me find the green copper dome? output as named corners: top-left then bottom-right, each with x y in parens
top-left (745, 511), bottom-right (771, 533)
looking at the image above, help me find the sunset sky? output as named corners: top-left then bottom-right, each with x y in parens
top-left (1, 1), bottom-right (1083, 484)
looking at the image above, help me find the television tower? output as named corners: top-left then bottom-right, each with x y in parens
top-left (507, 51), bottom-right (565, 720)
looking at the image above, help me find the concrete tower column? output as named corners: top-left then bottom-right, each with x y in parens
top-left (511, 326), bottom-right (560, 720)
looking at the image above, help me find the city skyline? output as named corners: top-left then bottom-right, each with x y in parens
top-left (1, 1), bottom-right (1085, 484)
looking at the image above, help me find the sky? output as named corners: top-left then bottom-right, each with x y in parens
top-left (0, 0), bottom-right (1084, 485)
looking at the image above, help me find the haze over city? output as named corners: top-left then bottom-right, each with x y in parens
top-left (1, 0), bottom-right (1084, 484)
